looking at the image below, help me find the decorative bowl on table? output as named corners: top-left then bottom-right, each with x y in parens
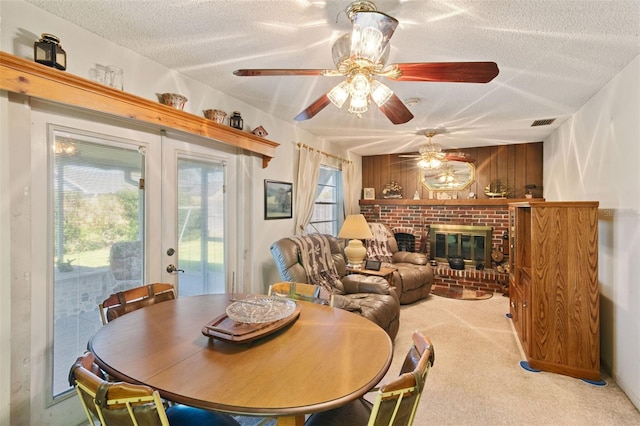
top-left (226, 295), bottom-right (296, 324)
top-left (159, 93), bottom-right (188, 110)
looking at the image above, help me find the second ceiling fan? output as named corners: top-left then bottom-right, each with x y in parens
top-left (234, 1), bottom-right (499, 125)
top-left (399, 129), bottom-right (473, 169)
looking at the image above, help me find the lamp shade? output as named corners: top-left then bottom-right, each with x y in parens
top-left (338, 214), bottom-right (373, 269)
top-left (338, 214), bottom-right (373, 240)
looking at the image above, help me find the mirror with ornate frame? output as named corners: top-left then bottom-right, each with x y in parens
top-left (420, 161), bottom-right (476, 191)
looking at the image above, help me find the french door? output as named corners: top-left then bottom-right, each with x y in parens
top-left (27, 103), bottom-right (236, 424)
top-left (159, 133), bottom-right (236, 295)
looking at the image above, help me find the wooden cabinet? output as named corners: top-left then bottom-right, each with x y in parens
top-left (509, 201), bottom-right (600, 381)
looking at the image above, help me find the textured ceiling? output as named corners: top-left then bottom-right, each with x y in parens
top-left (25, 0), bottom-right (640, 155)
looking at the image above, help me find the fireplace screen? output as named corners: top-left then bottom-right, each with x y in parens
top-left (430, 224), bottom-right (492, 266)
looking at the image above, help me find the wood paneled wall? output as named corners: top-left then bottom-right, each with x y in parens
top-left (362, 142), bottom-right (543, 200)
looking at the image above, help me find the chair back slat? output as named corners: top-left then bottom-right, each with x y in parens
top-left (99, 283), bottom-right (175, 325)
top-left (70, 352), bottom-right (169, 425)
top-left (369, 331), bottom-right (434, 426)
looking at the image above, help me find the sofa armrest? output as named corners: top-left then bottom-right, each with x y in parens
top-left (341, 274), bottom-right (391, 295)
top-left (392, 251), bottom-right (428, 265)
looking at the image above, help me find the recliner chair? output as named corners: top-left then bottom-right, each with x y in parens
top-left (366, 223), bottom-right (434, 304)
top-left (270, 234), bottom-right (401, 340)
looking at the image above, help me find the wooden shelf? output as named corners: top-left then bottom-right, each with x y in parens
top-left (359, 197), bottom-right (544, 207)
top-left (0, 52), bottom-right (279, 168)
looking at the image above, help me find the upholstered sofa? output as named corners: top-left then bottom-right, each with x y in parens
top-left (366, 224), bottom-right (434, 305)
top-left (270, 234), bottom-right (401, 340)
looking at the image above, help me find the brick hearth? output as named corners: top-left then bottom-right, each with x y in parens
top-left (430, 264), bottom-right (509, 294)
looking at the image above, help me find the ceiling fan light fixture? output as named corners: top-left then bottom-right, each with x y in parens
top-left (370, 79), bottom-right (393, 106)
top-left (417, 157), bottom-right (442, 170)
top-left (348, 94), bottom-right (369, 115)
top-left (328, 81), bottom-right (350, 108)
top-left (352, 26), bottom-right (383, 63)
top-left (419, 143), bottom-right (442, 155)
top-left (350, 11), bottom-right (398, 65)
top-left (349, 73), bottom-right (371, 98)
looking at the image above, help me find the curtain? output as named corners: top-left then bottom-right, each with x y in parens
top-left (341, 160), bottom-right (357, 216)
top-left (294, 147), bottom-right (322, 235)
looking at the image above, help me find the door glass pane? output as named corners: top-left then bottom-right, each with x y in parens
top-left (461, 234), bottom-right (471, 259)
top-left (177, 158), bottom-right (225, 296)
top-left (447, 234), bottom-right (459, 257)
top-left (435, 233), bottom-right (446, 258)
top-left (474, 236), bottom-right (485, 262)
top-left (52, 130), bottom-right (144, 397)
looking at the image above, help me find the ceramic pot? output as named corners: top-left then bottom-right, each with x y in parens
top-left (204, 109), bottom-right (227, 124)
top-left (160, 93), bottom-right (188, 110)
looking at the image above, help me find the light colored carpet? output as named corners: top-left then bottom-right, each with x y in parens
top-left (388, 294), bottom-right (640, 425)
top-left (235, 294), bottom-right (640, 425)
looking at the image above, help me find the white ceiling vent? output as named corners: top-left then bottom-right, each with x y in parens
top-left (531, 118), bottom-right (556, 127)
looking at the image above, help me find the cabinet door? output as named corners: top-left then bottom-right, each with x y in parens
top-left (520, 270), bottom-right (532, 354)
top-left (509, 277), bottom-right (521, 333)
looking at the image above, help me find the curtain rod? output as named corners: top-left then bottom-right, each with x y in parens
top-left (297, 142), bottom-right (352, 164)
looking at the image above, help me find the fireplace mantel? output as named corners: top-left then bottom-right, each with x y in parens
top-left (359, 198), bottom-right (544, 207)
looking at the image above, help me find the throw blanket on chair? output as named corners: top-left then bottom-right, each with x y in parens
top-left (366, 223), bottom-right (393, 262)
top-left (291, 234), bottom-right (343, 295)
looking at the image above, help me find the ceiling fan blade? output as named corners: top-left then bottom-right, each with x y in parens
top-left (384, 62), bottom-right (499, 83)
top-left (234, 69), bottom-right (339, 77)
top-left (294, 93), bottom-right (331, 121)
top-left (444, 154), bottom-right (473, 162)
top-left (444, 152), bottom-right (474, 162)
top-left (379, 94), bottom-right (414, 125)
top-left (398, 154), bottom-right (421, 158)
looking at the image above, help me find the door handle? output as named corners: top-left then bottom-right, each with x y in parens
top-left (166, 264), bottom-right (185, 273)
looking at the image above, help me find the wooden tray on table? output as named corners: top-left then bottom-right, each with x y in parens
top-left (201, 302), bottom-right (301, 343)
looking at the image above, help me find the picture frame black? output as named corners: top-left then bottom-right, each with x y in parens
top-left (364, 259), bottom-right (382, 271)
top-left (264, 180), bottom-right (293, 220)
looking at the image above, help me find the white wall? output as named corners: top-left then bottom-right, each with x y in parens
top-left (544, 55), bottom-right (640, 410)
top-left (0, 91), bottom-right (11, 425)
top-left (0, 1), bottom-right (361, 424)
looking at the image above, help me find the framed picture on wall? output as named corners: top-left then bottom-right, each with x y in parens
top-left (363, 188), bottom-right (375, 200)
top-left (264, 180), bottom-right (293, 220)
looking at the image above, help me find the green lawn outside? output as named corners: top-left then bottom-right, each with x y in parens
top-left (64, 239), bottom-right (224, 269)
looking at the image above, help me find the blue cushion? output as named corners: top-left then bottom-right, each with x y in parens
top-left (165, 404), bottom-right (240, 426)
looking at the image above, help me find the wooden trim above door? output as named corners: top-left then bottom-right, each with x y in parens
top-left (0, 52), bottom-right (279, 168)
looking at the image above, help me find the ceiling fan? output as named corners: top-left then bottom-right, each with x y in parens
top-left (399, 129), bottom-right (473, 169)
top-left (233, 0), bottom-right (499, 125)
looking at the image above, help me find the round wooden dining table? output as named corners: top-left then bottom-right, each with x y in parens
top-left (88, 294), bottom-right (393, 426)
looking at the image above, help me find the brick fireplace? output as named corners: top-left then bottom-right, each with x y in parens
top-left (359, 198), bottom-right (523, 293)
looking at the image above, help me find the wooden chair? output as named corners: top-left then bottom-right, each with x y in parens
top-left (69, 352), bottom-right (240, 426)
top-left (305, 331), bottom-right (435, 426)
top-left (99, 283), bottom-right (176, 325)
top-left (268, 282), bottom-right (334, 306)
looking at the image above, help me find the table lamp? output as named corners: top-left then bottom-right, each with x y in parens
top-left (338, 214), bottom-right (373, 269)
